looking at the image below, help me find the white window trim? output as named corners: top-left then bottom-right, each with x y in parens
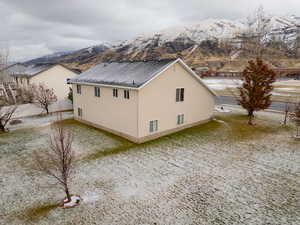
top-left (77, 85), bottom-right (81, 94)
top-left (94, 87), bottom-right (100, 97)
top-left (149, 120), bottom-right (158, 133)
top-left (113, 88), bottom-right (118, 98)
top-left (177, 114), bottom-right (184, 125)
top-left (176, 88), bottom-right (184, 102)
top-left (124, 89), bottom-right (130, 99)
top-left (78, 107), bottom-right (82, 117)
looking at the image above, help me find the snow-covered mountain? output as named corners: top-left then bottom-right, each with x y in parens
top-left (123, 15), bottom-right (300, 49)
top-left (25, 15), bottom-right (300, 69)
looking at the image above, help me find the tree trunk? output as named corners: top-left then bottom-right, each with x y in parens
top-left (0, 122), bottom-right (5, 132)
top-left (284, 111), bottom-right (288, 125)
top-left (248, 110), bottom-right (254, 125)
top-left (45, 105), bottom-right (49, 115)
top-left (65, 186), bottom-right (71, 203)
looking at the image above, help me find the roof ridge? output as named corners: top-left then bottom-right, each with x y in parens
top-left (103, 58), bottom-right (177, 64)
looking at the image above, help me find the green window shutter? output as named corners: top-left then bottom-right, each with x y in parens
top-left (177, 115), bottom-right (180, 125)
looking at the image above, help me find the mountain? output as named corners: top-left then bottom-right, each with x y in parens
top-left (25, 15), bottom-right (300, 71)
top-left (24, 50), bottom-right (75, 65)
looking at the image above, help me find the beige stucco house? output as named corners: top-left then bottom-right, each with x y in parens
top-left (69, 58), bottom-right (217, 143)
top-left (11, 64), bottom-right (79, 101)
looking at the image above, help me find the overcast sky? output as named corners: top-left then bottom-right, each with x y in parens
top-left (1, 0), bottom-right (300, 62)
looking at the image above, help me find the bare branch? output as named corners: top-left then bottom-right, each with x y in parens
top-left (33, 122), bottom-right (75, 202)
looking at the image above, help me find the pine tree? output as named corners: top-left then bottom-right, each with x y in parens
top-left (239, 58), bottom-right (276, 125)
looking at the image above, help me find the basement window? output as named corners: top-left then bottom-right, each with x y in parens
top-left (113, 88), bottom-right (118, 98)
top-left (149, 120), bottom-right (158, 133)
top-left (78, 107), bottom-right (82, 117)
top-left (94, 87), bottom-right (100, 97)
top-left (124, 90), bottom-right (130, 99)
top-left (176, 88), bottom-right (184, 102)
top-left (177, 114), bottom-right (184, 125)
top-left (76, 85), bottom-right (81, 94)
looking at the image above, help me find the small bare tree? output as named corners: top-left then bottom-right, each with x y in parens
top-left (34, 123), bottom-right (75, 202)
top-left (17, 85), bottom-right (35, 103)
top-left (33, 83), bottom-right (57, 114)
top-left (0, 102), bottom-right (17, 132)
top-left (282, 97), bottom-right (293, 125)
top-left (0, 46), bottom-right (10, 82)
top-left (237, 6), bottom-right (270, 58)
top-left (290, 102), bottom-right (300, 138)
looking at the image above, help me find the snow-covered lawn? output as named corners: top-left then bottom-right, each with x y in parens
top-left (0, 109), bottom-right (299, 225)
top-left (2, 99), bottom-right (73, 119)
top-left (202, 78), bottom-right (300, 99)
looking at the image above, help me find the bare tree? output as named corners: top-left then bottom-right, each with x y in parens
top-left (34, 122), bottom-right (75, 202)
top-left (282, 97), bottom-right (294, 125)
top-left (0, 46), bottom-right (10, 83)
top-left (33, 83), bottom-right (57, 114)
top-left (0, 102), bottom-right (17, 132)
top-left (237, 6), bottom-right (271, 57)
top-left (17, 85), bottom-right (35, 103)
top-left (290, 102), bottom-right (300, 138)
top-left (0, 46), bottom-right (17, 131)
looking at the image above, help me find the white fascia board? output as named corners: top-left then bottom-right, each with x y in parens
top-left (69, 81), bottom-right (139, 90)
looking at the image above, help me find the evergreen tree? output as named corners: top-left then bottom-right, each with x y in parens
top-left (239, 58), bottom-right (276, 125)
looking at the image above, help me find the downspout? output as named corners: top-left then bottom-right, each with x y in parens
top-left (136, 89), bottom-right (139, 140)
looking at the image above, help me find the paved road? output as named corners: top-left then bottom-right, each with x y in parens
top-left (217, 96), bottom-right (288, 112)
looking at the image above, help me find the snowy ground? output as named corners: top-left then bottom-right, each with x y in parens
top-left (2, 99), bottom-right (73, 119)
top-left (0, 108), bottom-right (300, 225)
top-left (202, 78), bottom-right (300, 99)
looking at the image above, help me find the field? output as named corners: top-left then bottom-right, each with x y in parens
top-left (0, 108), bottom-right (300, 225)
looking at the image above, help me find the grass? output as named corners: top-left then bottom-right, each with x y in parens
top-left (216, 113), bottom-right (291, 140)
top-left (21, 203), bottom-right (58, 223)
top-left (2, 110), bottom-right (300, 225)
top-left (82, 119), bottom-right (223, 161)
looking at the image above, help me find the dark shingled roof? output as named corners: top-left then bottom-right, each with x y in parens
top-left (69, 59), bottom-right (177, 88)
top-left (11, 63), bottom-right (80, 77)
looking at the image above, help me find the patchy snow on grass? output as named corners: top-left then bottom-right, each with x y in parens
top-left (1, 108), bottom-right (300, 225)
top-left (202, 78), bottom-right (241, 90)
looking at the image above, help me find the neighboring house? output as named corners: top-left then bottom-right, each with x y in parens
top-left (11, 63), bottom-right (80, 101)
top-left (0, 63), bottom-right (27, 82)
top-left (69, 58), bottom-right (217, 143)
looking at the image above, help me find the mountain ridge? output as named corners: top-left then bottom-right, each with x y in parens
top-left (24, 15), bottom-right (300, 71)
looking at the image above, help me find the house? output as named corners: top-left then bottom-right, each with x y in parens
top-left (11, 63), bottom-right (80, 101)
top-left (69, 58), bottom-right (217, 143)
top-left (0, 63), bottom-right (27, 82)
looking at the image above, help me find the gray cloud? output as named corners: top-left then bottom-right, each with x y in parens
top-left (1, 0), bottom-right (300, 61)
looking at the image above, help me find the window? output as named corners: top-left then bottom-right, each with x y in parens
top-left (78, 107), bottom-right (82, 117)
top-left (113, 88), bottom-right (118, 98)
top-left (94, 87), bottom-right (100, 97)
top-left (177, 114), bottom-right (184, 125)
top-left (176, 88), bottom-right (184, 102)
top-left (76, 85), bottom-right (81, 94)
top-left (149, 120), bottom-right (158, 133)
top-left (124, 89), bottom-right (130, 99)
